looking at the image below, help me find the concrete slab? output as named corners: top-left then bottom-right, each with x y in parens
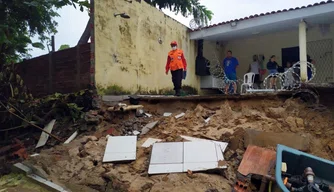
top-left (141, 121), bottom-right (159, 135)
top-left (244, 129), bottom-right (310, 151)
top-left (103, 136), bottom-right (137, 162)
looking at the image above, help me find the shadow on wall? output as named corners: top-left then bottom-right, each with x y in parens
top-left (97, 84), bottom-right (198, 95)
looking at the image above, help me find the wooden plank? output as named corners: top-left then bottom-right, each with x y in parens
top-left (76, 45), bottom-right (81, 90)
top-left (48, 52), bottom-right (53, 94)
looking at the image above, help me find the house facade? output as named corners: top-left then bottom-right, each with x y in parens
top-left (94, 0), bottom-right (334, 94)
top-left (191, 1), bottom-right (334, 87)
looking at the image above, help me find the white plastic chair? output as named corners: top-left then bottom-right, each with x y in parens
top-left (241, 72), bottom-right (255, 93)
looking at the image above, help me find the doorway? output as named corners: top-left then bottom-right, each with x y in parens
top-left (281, 46), bottom-right (299, 68)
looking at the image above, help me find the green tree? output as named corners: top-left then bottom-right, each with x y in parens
top-left (77, 0), bottom-right (213, 45)
top-left (145, 0), bottom-right (213, 25)
top-left (58, 44), bottom-right (71, 50)
top-left (0, 0), bottom-right (89, 68)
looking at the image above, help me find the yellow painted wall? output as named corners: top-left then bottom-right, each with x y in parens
top-left (221, 24), bottom-right (334, 80)
top-left (94, 0), bottom-right (198, 94)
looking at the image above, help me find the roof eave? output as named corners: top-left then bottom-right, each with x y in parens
top-left (190, 2), bottom-right (334, 40)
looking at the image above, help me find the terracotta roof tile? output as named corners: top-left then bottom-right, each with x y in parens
top-left (191, 0), bottom-right (333, 32)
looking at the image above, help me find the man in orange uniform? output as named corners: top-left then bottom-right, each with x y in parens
top-left (165, 41), bottom-right (187, 96)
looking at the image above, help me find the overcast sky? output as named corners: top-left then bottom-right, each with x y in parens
top-left (29, 0), bottom-right (322, 57)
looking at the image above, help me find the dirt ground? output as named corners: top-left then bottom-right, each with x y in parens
top-left (9, 97), bottom-right (334, 192)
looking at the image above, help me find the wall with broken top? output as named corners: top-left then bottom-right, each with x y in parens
top-left (94, 0), bottom-right (199, 94)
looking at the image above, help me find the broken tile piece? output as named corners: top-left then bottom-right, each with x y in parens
top-left (36, 119), bottom-right (56, 149)
top-left (175, 113), bottom-right (185, 119)
top-left (163, 112), bottom-right (172, 117)
top-left (141, 121), bottom-right (159, 135)
top-left (145, 113), bottom-right (152, 117)
top-left (142, 138), bottom-right (162, 148)
top-left (64, 131), bottom-right (78, 144)
top-left (27, 174), bottom-right (68, 192)
top-left (103, 136), bottom-right (137, 162)
top-left (133, 130), bottom-right (140, 136)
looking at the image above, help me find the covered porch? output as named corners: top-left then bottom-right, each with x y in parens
top-left (190, 1), bottom-right (334, 91)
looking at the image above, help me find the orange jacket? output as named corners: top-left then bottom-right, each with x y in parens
top-left (165, 49), bottom-right (187, 73)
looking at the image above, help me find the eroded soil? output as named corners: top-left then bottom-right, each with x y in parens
top-left (6, 98), bottom-right (334, 192)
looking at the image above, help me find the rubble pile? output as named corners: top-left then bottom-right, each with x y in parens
top-left (1, 97), bottom-right (334, 192)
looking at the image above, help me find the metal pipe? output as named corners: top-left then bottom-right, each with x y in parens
top-left (299, 20), bottom-right (307, 82)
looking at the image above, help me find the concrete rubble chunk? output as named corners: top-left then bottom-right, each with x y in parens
top-left (140, 121), bottom-right (159, 135)
top-left (36, 119), bottom-right (56, 149)
top-left (103, 136), bottom-right (137, 162)
top-left (244, 129), bottom-right (310, 151)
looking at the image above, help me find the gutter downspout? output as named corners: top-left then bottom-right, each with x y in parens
top-left (299, 20), bottom-right (307, 82)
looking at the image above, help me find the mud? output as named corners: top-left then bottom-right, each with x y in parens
top-left (13, 98), bottom-right (334, 191)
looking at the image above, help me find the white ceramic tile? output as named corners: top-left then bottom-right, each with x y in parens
top-left (150, 142), bottom-right (183, 164)
top-left (148, 164), bottom-right (183, 174)
top-left (183, 162), bottom-right (221, 172)
top-left (183, 142), bottom-right (217, 163)
top-left (103, 136), bottom-right (137, 162)
top-left (180, 135), bottom-right (228, 152)
top-left (148, 141), bottom-right (227, 175)
top-left (215, 144), bottom-right (224, 161)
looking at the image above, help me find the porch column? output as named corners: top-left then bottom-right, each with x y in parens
top-left (299, 20), bottom-right (307, 82)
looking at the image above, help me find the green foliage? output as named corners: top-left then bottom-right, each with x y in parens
top-left (58, 44), bottom-right (70, 50)
top-left (0, 0), bottom-right (90, 66)
top-left (144, 0), bottom-right (213, 25)
top-left (97, 84), bottom-right (131, 95)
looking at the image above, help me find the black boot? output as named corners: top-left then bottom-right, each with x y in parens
top-left (175, 89), bottom-right (181, 96)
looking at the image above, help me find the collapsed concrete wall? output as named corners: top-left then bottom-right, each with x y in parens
top-left (94, 0), bottom-right (198, 94)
